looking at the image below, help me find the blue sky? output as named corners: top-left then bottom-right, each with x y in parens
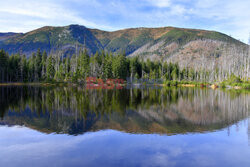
top-left (0, 0), bottom-right (249, 43)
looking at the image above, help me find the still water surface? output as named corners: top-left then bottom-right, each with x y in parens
top-left (0, 86), bottom-right (249, 167)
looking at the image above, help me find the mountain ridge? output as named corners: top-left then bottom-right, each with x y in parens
top-left (0, 24), bottom-right (248, 71)
top-left (0, 24), bottom-right (246, 53)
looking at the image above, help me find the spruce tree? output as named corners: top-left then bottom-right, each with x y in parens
top-left (112, 53), bottom-right (127, 79)
top-left (64, 57), bottom-right (70, 81)
top-left (35, 49), bottom-right (42, 81)
top-left (28, 53), bottom-right (36, 81)
top-left (79, 49), bottom-right (90, 80)
top-left (41, 51), bottom-right (48, 80)
top-left (46, 56), bottom-right (55, 81)
top-left (104, 53), bottom-right (113, 79)
top-left (20, 55), bottom-right (28, 82)
top-left (0, 50), bottom-right (8, 82)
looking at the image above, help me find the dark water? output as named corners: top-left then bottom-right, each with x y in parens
top-left (0, 86), bottom-right (249, 167)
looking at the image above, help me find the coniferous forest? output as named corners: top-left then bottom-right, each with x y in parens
top-left (0, 48), bottom-right (249, 87)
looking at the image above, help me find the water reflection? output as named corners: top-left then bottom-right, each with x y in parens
top-left (1, 86), bottom-right (250, 167)
top-left (0, 86), bottom-right (249, 135)
top-left (248, 118), bottom-right (250, 146)
top-left (0, 121), bottom-right (250, 167)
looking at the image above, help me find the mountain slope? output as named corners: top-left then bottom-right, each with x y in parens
top-left (0, 25), bottom-right (248, 71)
top-left (0, 32), bottom-right (22, 42)
top-left (90, 27), bottom-right (244, 55)
top-left (92, 27), bottom-right (248, 72)
top-left (0, 25), bottom-right (103, 56)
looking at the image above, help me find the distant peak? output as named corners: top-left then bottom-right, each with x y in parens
top-left (68, 24), bottom-right (86, 28)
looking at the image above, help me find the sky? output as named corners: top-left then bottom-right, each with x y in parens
top-left (0, 0), bottom-right (249, 43)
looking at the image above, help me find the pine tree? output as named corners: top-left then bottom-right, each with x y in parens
top-left (35, 49), bottom-right (42, 81)
top-left (20, 55), bottom-right (28, 82)
top-left (99, 50), bottom-right (105, 78)
top-left (54, 63), bottom-right (65, 81)
top-left (171, 67), bottom-right (177, 81)
top-left (90, 52), bottom-right (102, 77)
top-left (0, 50), bottom-right (8, 82)
top-left (9, 53), bottom-right (21, 82)
top-left (64, 57), bottom-right (71, 81)
top-left (130, 57), bottom-right (141, 80)
top-left (104, 53), bottom-right (113, 79)
top-left (28, 53), bottom-right (36, 82)
top-left (112, 53), bottom-right (128, 79)
top-left (41, 51), bottom-right (48, 80)
top-left (79, 49), bottom-right (90, 80)
top-left (46, 56), bottom-right (55, 81)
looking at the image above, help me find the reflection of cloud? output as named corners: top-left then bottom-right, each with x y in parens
top-left (150, 153), bottom-right (175, 167)
top-left (1, 124), bottom-right (250, 167)
top-left (0, 126), bottom-right (111, 165)
top-left (248, 118), bottom-right (250, 146)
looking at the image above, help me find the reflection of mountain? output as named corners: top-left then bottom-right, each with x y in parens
top-left (0, 86), bottom-right (249, 135)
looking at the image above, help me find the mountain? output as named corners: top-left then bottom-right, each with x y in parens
top-left (90, 26), bottom-right (244, 55)
top-left (0, 24), bottom-right (248, 70)
top-left (91, 27), bottom-right (249, 71)
top-left (0, 32), bottom-right (21, 41)
top-left (0, 25), bottom-right (103, 57)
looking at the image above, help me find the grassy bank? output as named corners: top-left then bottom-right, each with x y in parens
top-left (163, 80), bottom-right (250, 89)
top-left (0, 78), bottom-right (249, 90)
top-left (218, 75), bottom-right (250, 89)
top-left (0, 82), bottom-right (68, 87)
top-left (164, 80), bottom-right (209, 87)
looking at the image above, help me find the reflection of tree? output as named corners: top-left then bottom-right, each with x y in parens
top-left (135, 89), bottom-right (250, 133)
top-left (0, 86), bottom-right (249, 135)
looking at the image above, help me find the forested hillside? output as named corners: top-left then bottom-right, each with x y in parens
top-left (0, 25), bottom-right (249, 84)
top-left (0, 48), bottom-right (249, 87)
top-left (0, 25), bottom-right (103, 57)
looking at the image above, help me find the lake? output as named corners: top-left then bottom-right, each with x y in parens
top-left (0, 86), bottom-right (249, 167)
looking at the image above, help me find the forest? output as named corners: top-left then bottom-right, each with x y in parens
top-left (0, 48), bottom-right (249, 87)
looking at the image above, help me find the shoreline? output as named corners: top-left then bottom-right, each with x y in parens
top-left (0, 82), bottom-right (249, 90)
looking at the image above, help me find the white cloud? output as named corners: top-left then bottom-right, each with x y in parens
top-left (190, 0), bottom-right (250, 43)
top-left (170, 5), bottom-right (187, 15)
top-left (147, 0), bottom-right (171, 8)
top-left (0, 0), bottom-right (249, 43)
top-left (0, 0), bottom-right (114, 32)
top-left (195, 0), bottom-right (219, 9)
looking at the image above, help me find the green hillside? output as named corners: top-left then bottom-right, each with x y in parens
top-left (0, 25), bottom-right (103, 56)
top-left (90, 27), bottom-right (244, 55)
top-left (0, 24), bottom-right (246, 57)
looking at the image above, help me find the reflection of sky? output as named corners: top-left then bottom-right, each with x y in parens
top-left (0, 119), bottom-right (250, 167)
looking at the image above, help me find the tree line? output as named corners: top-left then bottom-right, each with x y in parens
top-left (0, 48), bottom-right (248, 83)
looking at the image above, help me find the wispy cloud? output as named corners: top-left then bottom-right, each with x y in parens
top-left (0, 0), bottom-right (113, 32)
top-left (146, 0), bottom-right (171, 8)
top-left (0, 0), bottom-right (249, 43)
